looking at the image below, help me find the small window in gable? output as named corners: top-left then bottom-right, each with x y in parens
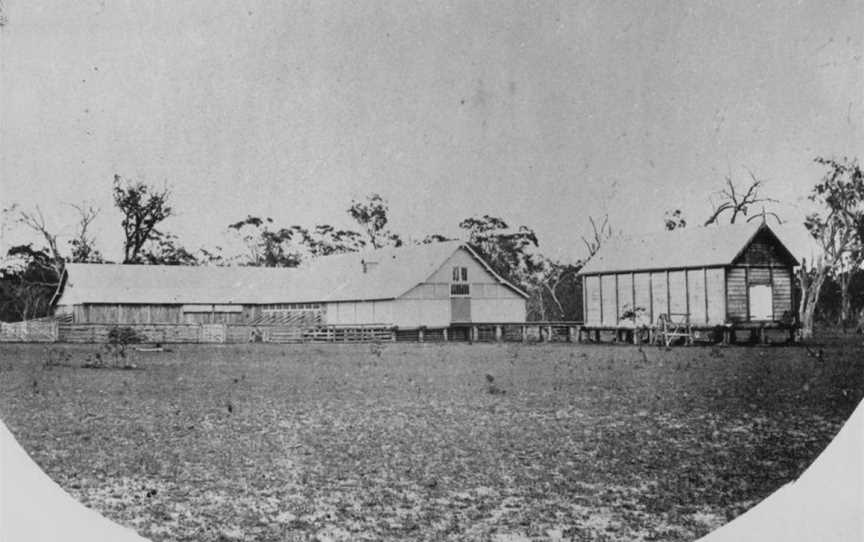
top-left (450, 266), bottom-right (470, 296)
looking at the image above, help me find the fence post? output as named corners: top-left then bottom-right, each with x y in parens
top-left (471, 326), bottom-right (478, 342)
top-left (418, 327), bottom-right (425, 343)
top-left (521, 325), bottom-right (527, 343)
top-left (495, 325), bottom-right (502, 342)
top-left (443, 328), bottom-right (448, 342)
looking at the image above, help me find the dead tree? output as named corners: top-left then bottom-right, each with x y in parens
top-left (704, 171), bottom-right (779, 226)
top-left (68, 203), bottom-right (102, 263)
top-left (582, 215), bottom-right (612, 258)
top-left (17, 206), bottom-right (64, 275)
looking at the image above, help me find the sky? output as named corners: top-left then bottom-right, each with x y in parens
top-left (1, 0), bottom-right (862, 263)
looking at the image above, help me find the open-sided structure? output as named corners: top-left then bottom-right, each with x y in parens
top-left (578, 223), bottom-right (798, 341)
top-left (55, 241), bottom-right (527, 329)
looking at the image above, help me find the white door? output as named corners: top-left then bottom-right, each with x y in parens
top-left (748, 284), bottom-right (773, 321)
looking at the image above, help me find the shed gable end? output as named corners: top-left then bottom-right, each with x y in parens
top-left (732, 228), bottom-right (798, 267)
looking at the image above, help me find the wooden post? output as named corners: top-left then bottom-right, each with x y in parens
top-left (567, 326), bottom-right (574, 343)
top-left (759, 324), bottom-right (766, 344)
top-left (547, 325), bottom-right (553, 342)
top-left (723, 327), bottom-right (731, 345)
top-left (471, 326), bottom-right (478, 342)
top-left (495, 325), bottom-right (502, 342)
top-left (443, 328), bottom-right (448, 342)
top-left (418, 327), bottom-right (425, 343)
top-left (595, 329), bottom-right (601, 343)
top-left (521, 325), bottom-right (527, 343)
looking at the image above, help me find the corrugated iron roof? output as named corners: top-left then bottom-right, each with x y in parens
top-left (58, 241), bottom-right (527, 305)
top-left (578, 222), bottom-right (798, 275)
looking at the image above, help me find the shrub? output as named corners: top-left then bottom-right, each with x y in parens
top-left (108, 326), bottom-right (145, 346)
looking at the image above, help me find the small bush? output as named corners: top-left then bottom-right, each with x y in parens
top-left (82, 326), bottom-right (145, 370)
top-left (43, 347), bottom-right (72, 369)
top-left (108, 326), bottom-right (145, 346)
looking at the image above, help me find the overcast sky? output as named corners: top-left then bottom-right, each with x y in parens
top-left (1, 1), bottom-right (862, 263)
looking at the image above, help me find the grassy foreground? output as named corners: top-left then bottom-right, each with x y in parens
top-left (1, 341), bottom-right (862, 541)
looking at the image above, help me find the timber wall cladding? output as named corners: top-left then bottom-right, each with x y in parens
top-left (585, 267), bottom-right (730, 327)
top-left (633, 273), bottom-right (652, 322)
top-left (668, 271), bottom-right (687, 316)
top-left (726, 267), bottom-right (748, 321)
top-left (705, 268), bottom-right (726, 324)
top-left (77, 304), bottom-right (183, 324)
top-left (600, 274), bottom-right (616, 326)
top-left (650, 272), bottom-right (668, 322)
top-left (687, 269), bottom-right (706, 325)
top-left (616, 274), bottom-right (634, 315)
top-left (772, 268), bottom-right (793, 319)
top-left (584, 275), bottom-right (601, 326)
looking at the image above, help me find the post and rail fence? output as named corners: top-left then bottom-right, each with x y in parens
top-left (1, 317), bottom-right (792, 345)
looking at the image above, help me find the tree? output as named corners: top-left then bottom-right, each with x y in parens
top-left (16, 206), bottom-right (64, 275)
top-left (458, 215), bottom-right (541, 290)
top-left (68, 203), bottom-right (103, 263)
top-left (805, 157), bottom-right (864, 329)
top-left (113, 175), bottom-right (172, 263)
top-left (799, 213), bottom-right (852, 338)
top-left (0, 245), bottom-right (61, 321)
top-left (704, 171), bottom-right (779, 226)
top-left (348, 194), bottom-right (402, 249)
top-left (292, 224), bottom-right (366, 257)
top-left (663, 209), bottom-right (687, 231)
top-left (228, 216), bottom-right (303, 267)
top-left (581, 215), bottom-right (612, 258)
top-left (532, 259), bottom-right (582, 321)
top-left (419, 233), bottom-right (453, 244)
top-left (139, 232), bottom-right (199, 266)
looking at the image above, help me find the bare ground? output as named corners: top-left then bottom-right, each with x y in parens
top-left (1, 339), bottom-right (862, 541)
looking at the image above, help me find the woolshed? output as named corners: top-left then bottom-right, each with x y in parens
top-left (54, 241), bottom-right (527, 329)
top-left (578, 222), bottom-right (798, 338)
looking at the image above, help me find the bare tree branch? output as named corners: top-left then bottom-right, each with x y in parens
top-left (704, 172), bottom-right (779, 226)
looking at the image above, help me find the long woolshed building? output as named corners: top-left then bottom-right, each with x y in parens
top-left (55, 241), bottom-right (527, 328)
top-left (578, 223), bottom-right (798, 329)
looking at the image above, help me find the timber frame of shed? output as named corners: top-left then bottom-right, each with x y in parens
top-left (577, 223), bottom-right (799, 344)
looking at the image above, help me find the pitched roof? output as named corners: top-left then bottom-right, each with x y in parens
top-left (58, 241), bottom-right (527, 305)
top-left (578, 222), bottom-right (798, 275)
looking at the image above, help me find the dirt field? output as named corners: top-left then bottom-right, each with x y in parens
top-left (1, 340), bottom-right (862, 541)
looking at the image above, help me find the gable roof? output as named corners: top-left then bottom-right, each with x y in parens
top-left (58, 241), bottom-right (527, 306)
top-left (578, 222), bottom-right (799, 275)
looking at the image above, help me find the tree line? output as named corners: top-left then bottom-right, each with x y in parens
top-left (0, 177), bottom-right (580, 323)
top-left (2, 156), bottom-right (863, 339)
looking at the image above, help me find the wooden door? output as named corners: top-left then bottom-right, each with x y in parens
top-left (451, 297), bottom-right (471, 323)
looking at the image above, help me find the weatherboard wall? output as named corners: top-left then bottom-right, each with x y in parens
top-left (582, 268), bottom-right (728, 327)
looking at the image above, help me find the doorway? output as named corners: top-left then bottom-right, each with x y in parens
top-left (748, 284), bottom-right (773, 321)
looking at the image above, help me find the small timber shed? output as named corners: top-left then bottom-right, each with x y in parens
top-left (55, 241), bottom-right (528, 328)
top-left (578, 223), bottom-right (798, 329)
